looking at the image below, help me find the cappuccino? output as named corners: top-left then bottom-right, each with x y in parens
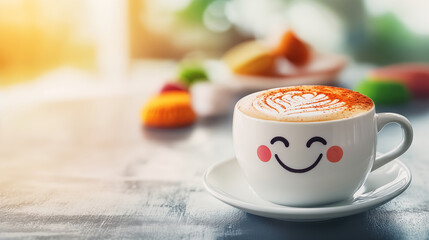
top-left (238, 86), bottom-right (373, 122)
top-left (233, 85), bottom-right (412, 206)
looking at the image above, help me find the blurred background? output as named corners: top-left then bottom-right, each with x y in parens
top-left (1, 1), bottom-right (429, 237)
top-left (1, 0), bottom-right (429, 87)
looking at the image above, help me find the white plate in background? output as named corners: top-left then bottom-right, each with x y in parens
top-left (192, 54), bottom-right (348, 117)
top-left (205, 53), bottom-right (348, 91)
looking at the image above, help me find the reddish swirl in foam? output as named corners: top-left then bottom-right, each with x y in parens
top-left (243, 86), bottom-right (374, 122)
top-left (253, 91), bottom-right (346, 116)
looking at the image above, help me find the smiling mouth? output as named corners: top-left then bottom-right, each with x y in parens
top-left (274, 154), bottom-right (323, 173)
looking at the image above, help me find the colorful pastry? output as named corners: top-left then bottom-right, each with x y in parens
top-left (355, 79), bottom-right (410, 105)
top-left (369, 63), bottom-right (429, 98)
top-left (273, 31), bottom-right (311, 67)
top-left (177, 64), bottom-right (208, 87)
top-left (142, 91), bottom-right (196, 128)
top-left (223, 41), bottom-right (276, 76)
top-left (160, 82), bottom-right (188, 93)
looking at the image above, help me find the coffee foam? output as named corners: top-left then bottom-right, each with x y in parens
top-left (239, 86), bottom-right (374, 122)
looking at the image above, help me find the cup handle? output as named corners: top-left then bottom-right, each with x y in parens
top-left (372, 113), bottom-right (413, 171)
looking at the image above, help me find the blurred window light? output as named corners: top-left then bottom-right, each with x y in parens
top-left (364, 0), bottom-right (429, 35)
top-left (225, 0), bottom-right (287, 38)
top-left (203, 0), bottom-right (231, 32)
top-left (142, 0), bottom-right (190, 33)
top-left (287, 1), bottom-right (344, 52)
top-left (0, 0), bottom-right (96, 86)
top-left (159, 0), bottom-right (191, 11)
top-left (86, 0), bottom-right (128, 82)
top-left (141, 2), bottom-right (174, 33)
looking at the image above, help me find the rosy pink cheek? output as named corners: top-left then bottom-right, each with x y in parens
top-left (327, 146), bottom-right (343, 163)
top-left (257, 145), bottom-right (271, 162)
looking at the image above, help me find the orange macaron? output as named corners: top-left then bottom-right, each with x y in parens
top-left (142, 91), bottom-right (196, 128)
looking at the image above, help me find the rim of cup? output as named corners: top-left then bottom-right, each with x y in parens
top-left (234, 88), bottom-right (376, 125)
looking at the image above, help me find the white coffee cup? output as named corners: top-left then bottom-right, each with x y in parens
top-left (233, 87), bottom-right (413, 207)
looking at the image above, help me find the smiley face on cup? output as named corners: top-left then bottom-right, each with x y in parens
top-left (257, 136), bottom-right (343, 173)
top-left (233, 86), bottom-right (413, 207)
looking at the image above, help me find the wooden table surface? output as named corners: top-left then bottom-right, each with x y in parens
top-left (0, 64), bottom-right (428, 239)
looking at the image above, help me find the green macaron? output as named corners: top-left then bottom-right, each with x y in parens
top-left (177, 63), bottom-right (209, 87)
top-left (355, 79), bottom-right (410, 105)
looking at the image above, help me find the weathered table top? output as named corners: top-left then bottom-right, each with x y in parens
top-left (0, 64), bottom-right (428, 239)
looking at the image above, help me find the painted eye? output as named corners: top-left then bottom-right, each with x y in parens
top-left (306, 136), bottom-right (327, 148)
top-left (270, 136), bottom-right (289, 147)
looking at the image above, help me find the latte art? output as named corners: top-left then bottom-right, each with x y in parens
top-left (254, 91), bottom-right (347, 117)
top-left (239, 86), bottom-right (374, 122)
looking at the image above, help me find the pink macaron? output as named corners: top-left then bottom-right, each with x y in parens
top-left (160, 82), bottom-right (188, 94)
top-left (369, 63), bottom-right (429, 98)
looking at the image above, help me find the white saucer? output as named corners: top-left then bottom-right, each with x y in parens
top-left (203, 158), bottom-right (411, 221)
